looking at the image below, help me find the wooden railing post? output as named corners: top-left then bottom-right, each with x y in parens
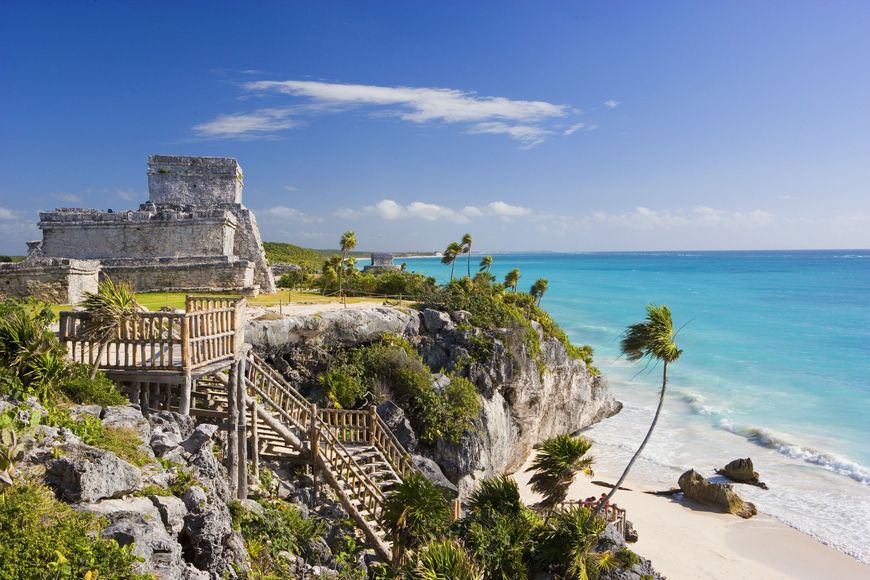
top-left (181, 316), bottom-right (190, 370)
top-left (237, 353), bottom-right (249, 499)
top-left (251, 396), bottom-right (260, 485)
top-left (309, 403), bottom-right (320, 504)
top-left (369, 405), bottom-right (378, 447)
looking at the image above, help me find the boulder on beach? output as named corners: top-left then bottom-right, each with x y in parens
top-left (715, 457), bottom-right (768, 489)
top-left (678, 469), bottom-right (757, 519)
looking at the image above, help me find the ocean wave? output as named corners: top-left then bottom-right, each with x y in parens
top-left (834, 254), bottom-right (869, 259)
top-left (716, 419), bottom-right (870, 485)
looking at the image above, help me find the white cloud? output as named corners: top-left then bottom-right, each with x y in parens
top-left (283, 185), bottom-right (298, 192)
top-left (563, 122), bottom-right (587, 136)
top-left (592, 206), bottom-right (774, 229)
top-left (0, 207), bottom-right (15, 219)
top-left (193, 108), bottom-right (296, 138)
top-left (263, 206), bottom-right (322, 223)
top-left (198, 80), bottom-right (576, 145)
top-left (335, 198), bottom-right (535, 223)
top-left (116, 190), bottom-right (139, 202)
top-left (776, 194), bottom-right (793, 200)
top-left (487, 201), bottom-right (532, 217)
top-left (604, 99), bottom-right (620, 109)
top-left (54, 193), bottom-right (82, 203)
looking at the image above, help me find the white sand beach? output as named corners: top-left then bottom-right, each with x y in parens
top-left (513, 454), bottom-right (870, 580)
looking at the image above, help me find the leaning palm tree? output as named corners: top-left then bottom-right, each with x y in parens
top-left (80, 278), bottom-right (140, 379)
top-left (589, 304), bottom-right (683, 521)
top-left (504, 268), bottom-right (521, 292)
top-left (530, 277), bottom-right (549, 306)
top-left (338, 230), bottom-right (357, 305)
top-left (441, 242), bottom-right (463, 281)
top-left (479, 255), bottom-right (493, 273)
top-left (461, 233), bottom-right (473, 278)
top-left (526, 434), bottom-right (594, 512)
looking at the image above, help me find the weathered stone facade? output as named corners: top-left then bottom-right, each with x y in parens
top-left (0, 258), bottom-right (100, 303)
top-left (362, 252), bottom-right (400, 272)
top-left (20, 155), bottom-right (276, 298)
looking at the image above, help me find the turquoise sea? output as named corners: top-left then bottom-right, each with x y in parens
top-left (405, 250), bottom-right (870, 562)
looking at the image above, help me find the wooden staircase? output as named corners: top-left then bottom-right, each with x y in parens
top-left (243, 352), bottom-right (419, 561)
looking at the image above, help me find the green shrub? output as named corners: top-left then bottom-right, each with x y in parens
top-left (467, 475), bottom-right (523, 517)
top-left (461, 509), bottom-right (535, 580)
top-left (319, 366), bottom-right (366, 409)
top-left (409, 539), bottom-right (483, 580)
top-left (615, 546), bottom-right (640, 569)
top-left (45, 408), bottom-right (151, 466)
top-left (531, 506), bottom-right (605, 579)
top-left (169, 469), bottom-right (197, 498)
top-left (134, 484), bottom-right (172, 498)
top-left (240, 499), bottom-right (323, 575)
top-left (57, 365), bottom-right (127, 406)
top-left (0, 483), bottom-right (147, 578)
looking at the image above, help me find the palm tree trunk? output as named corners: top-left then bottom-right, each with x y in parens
top-left (467, 246), bottom-right (471, 278)
top-left (89, 341), bottom-right (107, 380)
top-left (590, 361), bottom-right (669, 522)
top-left (450, 260), bottom-right (455, 281)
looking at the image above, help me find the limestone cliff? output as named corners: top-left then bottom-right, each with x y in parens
top-left (246, 306), bottom-right (621, 496)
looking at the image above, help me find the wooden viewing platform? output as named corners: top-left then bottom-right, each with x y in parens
top-left (58, 296), bottom-right (246, 414)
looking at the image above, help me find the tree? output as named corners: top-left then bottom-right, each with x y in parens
top-left (479, 255), bottom-right (493, 273)
top-left (530, 278), bottom-right (549, 306)
top-left (504, 268), bottom-right (521, 292)
top-left (526, 434), bottom-right (594, 512)
top-left (441, 242), bottom-right (463, 281)
top-left (461, 233), bottom-right (473, 278)
top-left (380, 472), bottom-right (452, 564)
top-left (338, 230), bottom-right (357, 305)
top-left (80, 278), bottom-right (140, 379)
top-left (590, 304), bottom-right (683, 521)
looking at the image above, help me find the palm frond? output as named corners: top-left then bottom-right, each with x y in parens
top-left (526, 434), bottom-right (595, 509)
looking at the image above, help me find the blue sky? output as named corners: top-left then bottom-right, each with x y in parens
top-left (1, 1), bottom-right (869, 253)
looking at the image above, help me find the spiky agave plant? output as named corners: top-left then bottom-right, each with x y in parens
top-left (380, 472), bottom-right (452, 563)
top-left (410, 539), bottom-right (483, 580)
top-left (526, 434), bottom-right (594, 512)
top-left (80, 278), bottom-right (140, 379)
top-left (467, 474), bottom-right (523, 517)
top-left (589, 304), bottom-right (682, 521)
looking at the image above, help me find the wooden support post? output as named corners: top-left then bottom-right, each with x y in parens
top-left (236, 355), bottom-right (248, 499)
top-left (226, 361), bottom-right (239, 501)
top-left (250, 397), bottom-right (260, 485)
top-left (179, 373), bottom-right (192, 415)
top-left (309, 403), bottom-right (319, 505)
top-left (452, 498), bottom-right (462, 522)
top-left (369, 405), bottom-right (378, 447)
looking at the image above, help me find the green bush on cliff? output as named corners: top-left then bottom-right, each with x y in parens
top-left (240, 499), bottom-right (324, 576)
top-left (0, 483), bottom-right (147, 579)
top-left (320, 336), bottom-right (480, 443)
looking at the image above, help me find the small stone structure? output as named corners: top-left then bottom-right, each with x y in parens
top-left (362, 252), bottom-right (400, 273)
top-left (16, 155), bottom-right (276, 299)
top-left (0, 258), bottom-right (100, 304)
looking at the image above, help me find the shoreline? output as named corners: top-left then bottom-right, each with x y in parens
top-left (512, 451), bottom-right (870, 579)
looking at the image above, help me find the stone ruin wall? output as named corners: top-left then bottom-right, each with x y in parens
top-left (147, 155), bottom-right (242, 206)
top-left (0, 259), bottom-right (100, 304)
top-left (101, 259), bottom-right (254, 294)
top-left (39, 207), bottom-right (238, 260)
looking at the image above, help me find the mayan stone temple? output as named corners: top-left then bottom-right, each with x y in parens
top-left (0, 155), bottom-right (276, 301)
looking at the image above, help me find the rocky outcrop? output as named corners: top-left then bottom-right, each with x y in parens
top-left (715, 457), bottom-right (768, 489)
top-left (45, 444), bottom-right (142, 503)
top-left (376, 400), bottom-right (417, 453)
top-left (678, 469), bottom-right (757, 518)
top-left (246, 306), bottom-right (621, 497)
top-left (594, 523), bottom-right (663, 580)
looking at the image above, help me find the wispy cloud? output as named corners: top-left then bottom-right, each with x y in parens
top-left (0, 207), bottom-right (15, 220)
top-left (591, 206), bottom-right (774, 229)
top-left (193, 108), bottom-right (297, 138)
top-left (563, 122), bottom-right (588, 136)
top-left (262, 206), bottom-right (322, 223)
top-left (283, 185), bottom-right (298, 192)
top-left (604, 99), bottom-right (620, 109)
top-left (116, 190), bottom-right (140, 202)
top-left (196, 80), bottom-right (578, 145)
top-left (53, 193), bottom-right (82, 203)
top-left (336, 199), bottom-right (534, 223)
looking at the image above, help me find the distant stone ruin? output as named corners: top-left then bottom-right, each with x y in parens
top-left (0, 155), bottom-right (275, 302)
top-left (362, 252), bottom-right (400, 272)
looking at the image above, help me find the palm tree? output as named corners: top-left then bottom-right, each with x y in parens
top-left (380, 472), bottom-right (452, 564)
top-left (461, 233), bottom-right (473, 278)
top-left (526, 434), bottom-right (594, 512)
top-left (479, 255), bottom-right (493, 273)
top-left (589, 304), bottom-right (683, 521)
top-left (80, 278), bottom-right (140, 379)
top-left (441, 242), bottom-right (463, 281)
top-left (530, 278), bottom-right (549, 306)
top-left (504, 268), bottom-right (521, 292)
top-left (338, 230), bottom-right (357, 305)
